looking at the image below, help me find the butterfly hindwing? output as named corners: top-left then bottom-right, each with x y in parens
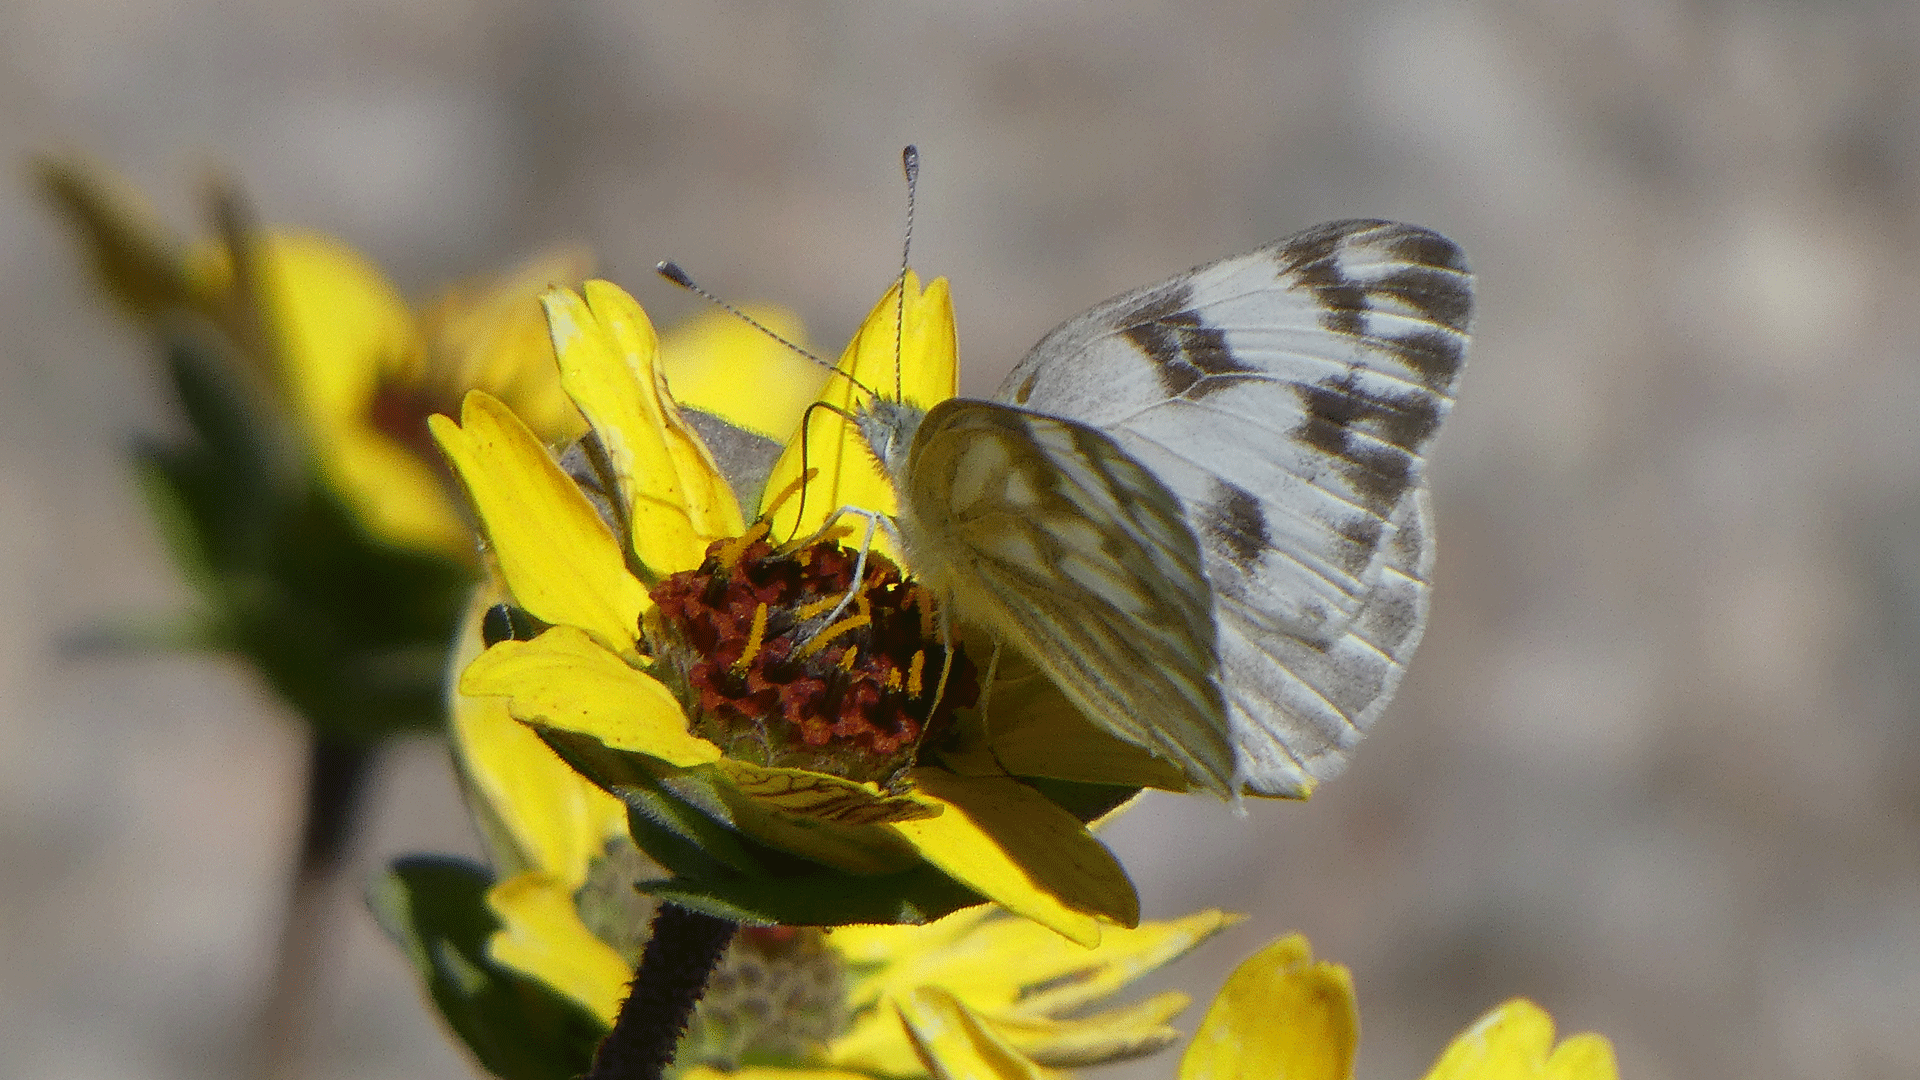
top-left (896, 398), bottom-right (1236, 796)
top-left (1221, 484), bottom-right (1435, 794)
top-left (996, 219), bottom-right (1471, 795)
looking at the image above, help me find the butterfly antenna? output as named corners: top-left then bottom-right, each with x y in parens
top-left (655, 260), bottom-right (877, 401)
top-left (893, 145), bottom-right (919, 402)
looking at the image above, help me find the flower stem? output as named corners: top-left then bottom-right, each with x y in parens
top-left (586, 904), bottom-right (739, 1080)
top-left (254, 739), bottom-right (375, 1079)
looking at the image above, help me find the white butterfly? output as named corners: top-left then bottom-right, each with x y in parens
top-left (848, 220), bottom-right (1471, 799)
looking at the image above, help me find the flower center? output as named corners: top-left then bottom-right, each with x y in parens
top-left (369, 373), bottom-right (462, 468)
top-left (645, 526), bottom-right (977, 785)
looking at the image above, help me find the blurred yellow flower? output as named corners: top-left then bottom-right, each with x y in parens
top-left (38, 156), bottom-right (592, 558)
top-left (434, 274), bottom-right (1142, 945)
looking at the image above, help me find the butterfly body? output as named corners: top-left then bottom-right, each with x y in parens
top-left (856, 219), bottom-right (1471, 798)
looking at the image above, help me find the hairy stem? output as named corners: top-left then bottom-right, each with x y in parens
top-left (586, 904), bottom-right (739, 1080)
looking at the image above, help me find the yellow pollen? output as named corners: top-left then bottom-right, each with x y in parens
top-left (795, 594), bottom-right (843, 621)
top-left (839, 646), bottom-right (859, 671)
top-left (885, 666), bottom-right (902, 692)
top-left (715, 520), bottom-right (772, 570)
top-left (732, 602), bottom-right (770, 674)
top-left (907, 650), bottom-right (925, 697)
top-left (797, 610), bottom-right (871, 660)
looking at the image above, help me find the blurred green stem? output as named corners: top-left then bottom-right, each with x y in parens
top-left (253, 740), bottom-right (375, 1080)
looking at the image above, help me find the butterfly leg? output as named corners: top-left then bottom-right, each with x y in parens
top-left (972, 637), bottom-right (1017, 777)
top-left (802, 506), bottom-right (900, 640)
top-left (973, 638), bottom-right (1001, 723)
top-left (926, 597), bottom-right (956, 718)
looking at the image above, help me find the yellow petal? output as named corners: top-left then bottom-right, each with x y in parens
top-left (830, 906), bottom-right (1221, 1079)
top-left (761, 273), bottom-right (957, 559)
top-left (839, 907), bottom-right (1232, 1019)
top-left (450, 585), bottom-right (628, 887)
top-left (485, 872), bottom-right (630, 1026)
top-left (1003, 909), bottom-right (1237, 1017)
top-left (659, 305), bottom-right (825, 441)
top-left (1420, 1000), bottom-right (1554, 1080)
top-left (546, 282), bottom-right (744, 578)
top-left (1543, 1034), bottom-right (1620, 1080)
top-left (430, 391), bottom-right (648, 653)
top-left (838, 988), bottom-right (1189, 1078)
top-left (889, 769), bottom-right (1138, 948)
top-left (826, 905), bottom-right (997, 968)
top-left (1421, 1000), bottom-right (1617, 1080)
top-left (1178, 935), bottom-right (1358, 1080)
top-left (217, 233), bottom-right (471, 555)
top-left (461, 626), bottom-right (720, 769)
top-left (323, 425), bottom-right (473, 557)
top-left (984, 990), bottom-right (1190, 1066)
top-left (896, 987), bottom-right (1058, 1080)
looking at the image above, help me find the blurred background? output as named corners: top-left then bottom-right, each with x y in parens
top-left (4, 1), bottom-right (1919, 1078)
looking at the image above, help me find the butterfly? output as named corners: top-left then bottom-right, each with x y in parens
top-left (851, 219), bottom-right (1472, 799)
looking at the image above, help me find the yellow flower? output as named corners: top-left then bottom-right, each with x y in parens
top-left (436, 571), bottom-right (1236, 1079)
top-left (432, 274), bottom-right (1143, 945)
top-left (894, 934), bottom-right (1620, 1080)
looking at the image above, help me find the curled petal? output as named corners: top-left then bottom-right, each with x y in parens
top-left (546, 282), bottom-right (744, 577)
top-left (1544, 1035), bottom-right (1620, 1080)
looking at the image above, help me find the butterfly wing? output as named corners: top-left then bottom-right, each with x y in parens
top-left (998, 219), bottom-right (1472, 796)
top-left (896, 398), bottom-right (1237, 796)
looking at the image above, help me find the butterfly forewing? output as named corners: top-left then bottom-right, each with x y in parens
top-left (996, 219), bottom-right (1471, 795)
top-left (897, 399), bottom-right (1237, 796)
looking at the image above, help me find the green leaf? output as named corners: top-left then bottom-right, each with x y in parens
top-left (369, 856), bottom-right (606, 1080)
top-left (538, 728), bottom-right (986, 928)
top-left (538, 727), bottom-right (803, 879)
top-left (642, 861), bottom-right (982, 927)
